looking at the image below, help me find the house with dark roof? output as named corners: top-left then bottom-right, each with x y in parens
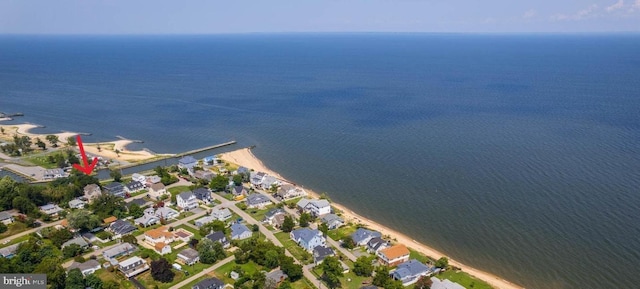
top-left (177, 191), bottom-right (198, 211)
top-left (124, 181), bottom-right (145, 194)
top-left (245, 193), bottom-right (272, 209)
top-left (103, 182), bottom-right (125, 198)
top-left (193, 170), bottom-right (215, 181)
top-left (236, 166), bottom-right (249, 175)
top-left (391, 259), bottom-right (435, 286)
top-left (192, 277), bottom-right (224, 289)
top-left (313, 246), bottom-right (336, 265)
top-left (126, 198), bottom-right (147, 209)
top-left (231, 185), bottom-right (247, 197)
top-left (290, 228), bottom-right (326, 252)
top-left (108, 219), bottom-right (137, 238)
top-left (178, 248), bottom-right (200, 265)
top-left (351, 228), bottom-right (382, 246)
top-left (230, 223), bottom-right (252, 240)
top-left (321, 214), bottom-right (344, 230)
top-left (367, 237), bottom-right (390, 254)
top-left (67, 259), bottom-right (101, 276)
top-left (118, 256), bottom-right (149, 278)
top-left (205, 231), bottom-right (230, 248)
top-left (0, 211), bottom-right (14, 225)
top-left (193, 187), bottom-right (212, 203)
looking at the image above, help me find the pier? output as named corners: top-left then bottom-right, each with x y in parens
top-left (176, 140), bottom-right (237, 157)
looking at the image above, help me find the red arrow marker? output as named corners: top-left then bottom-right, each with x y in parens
top-left (72, 135), bottom-right (98, 175)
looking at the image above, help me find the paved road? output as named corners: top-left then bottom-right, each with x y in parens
top-left (169, 255), bottom-right (235, 289)
top-left (0, 219), bottom-right (63, 245)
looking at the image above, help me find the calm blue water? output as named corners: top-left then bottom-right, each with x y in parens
top-left (1, 34), bottom-right (639, 288)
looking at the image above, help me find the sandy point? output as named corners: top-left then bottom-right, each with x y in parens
top-left (83, 139), bottom-right (160, 162)
top-left (219, 147), bottom-right (524, 289)
top-left (0, 123), bottom-right (79, 142)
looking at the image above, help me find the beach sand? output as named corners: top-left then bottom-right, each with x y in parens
top-left (220, 148), bottom-right (524, 289)
top-left (0, 123), bottom-right (78, 144)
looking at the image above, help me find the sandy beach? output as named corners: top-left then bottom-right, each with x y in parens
top-left (0, 123), bottom-right (78, 144)
top-left (220, 148), bottom-right (524, 289)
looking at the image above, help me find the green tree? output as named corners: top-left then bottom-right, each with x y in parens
top-left (102, 280), bottom-right (119, 289)
top-left (0, 222), bottom-right (7, 234)
top-left (35, 138), bottom-right (46, 150)
top-left (110, 170), bottom-right (122, 182)
top-left (319, 222), bottom-right (329, 236)
top-left (62, 243), bottom-right (84, 259)
top-left (34, 256), bottom-right (66, 289)
top-left (299, 212), bottom-right (311, 227)
top-left (150, 258), bottom-right (175, 283)
top-left (281, 215), bottom-right (295, 233)
top-left (128, 203), bottom-right (144, 218)
top-left (435, 257), bottom-right (449, 269)
top-left (85, 274), bottom-right (103, 289)
top-left (90, 193), bottom-right (126, 219)
top-left (373, 266), bottom-right (391, 287)
top-left (279, 280), bottom-right (293, 289)
top-left (49, 228), bottom-right (74, 248)
top-left (122, 234), bottom-right (138, 245)
top-left (415, 276), bottom-right (433, 289)
top-left (340, 236), bottom-right (356, 249)
top-left (209, 174), bottom-right (228, 192)
top-left (353, 256), bottom-right (374, 276)
top-left (67, 136), bottom-right (77, 146)
top-left (12, 196), bottom-right (36, 214)
top-left (264, 250), bottom-right (280, 269)
top-left (279, 256), bottom-right (303, 281)
top-left (65, 268), bottom-right (85, 289)
top-left (0, 127), bottom-right (4, 134)
top-left (114, 149), bottom-right (120, 157)
top-left (320, 256), bottom-right (343, 289)
top-left (67, 210), bottom-right (102, 231)
top-left (198, 238), bottom-right (226, 264)
top-left (46, 135), bottom-right (59, 147)
top-left (232, 174), bottom-right (244, 186)
top-left (199, 220), bottom-right (226, 236)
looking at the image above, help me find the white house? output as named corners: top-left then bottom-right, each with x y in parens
top-left (177, 191), bottom-right (198, 211)
top-left (178, 156), bottom-right (198, 171)
top-left (246, 193), bottom-right (272, 209)
top-left (67, 260), bottom-right (101, 276)
top-left (144, 226), bottom-right (175, 246)
top-left (39, 204), bottom-right (63, 216)
top-left (0, 211), bottom-right (14, 225)
top-left (276, 184), bottom-right (307, 200)
top-left (131, 173), bottom-right (147, 185)
top-left (296, 198), bottom-right (331, 217)
top-left (230, 223), bottom-right (252, 240)
top-left (68, 198), bottom-right (87, 209)
top-left (43, 168), bottom-right (67, 180)
top-left (211, 208), bottom-right (232, 221)
top-left (154, 242), bottom-right (172, 255)
top-left (118, 256), bottom-right (149, 278)
top-left (149, 183), bottom-right (167, 200)
top-left (290, 228), bottom-right (326, 252)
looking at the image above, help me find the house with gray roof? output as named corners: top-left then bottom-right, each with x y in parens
top-left (290, 228), bottom-right (326, 252)
top-left (62, 236), bottom-right (89, 249)
top-left (134, 214), bottom-right (159, 227)
top-left (83, 184), bottom-right (102, 203)
top-left (245, 193), bottom-right (272, 209)
top-left (68, 198), bottom-right (87, 209)
top-left (263, 208), bottom-right (285, 225)
top-left (313, 246), bottom-right (335, 265)
top-left (108, 219), bottom-right (137, 238)
top-left (296, 198), bottom-right (331, 216)
top-left (0, 242), bottom-right (22, 258)
top-left (39, 203), bottom-right (63, 216)
top-left (366, 237), bottom-right (390, 253)
top-left (0, 211), bottom-right (14, 225)
top-left (259, 175), bottom-right (280, 190)
top-left (124, 181), bottom-right (145, 194)
top-left (154, 207), bottom-right (179, 220)
top-left (193, 187), bottom-right (212, 203)
top-left (205, 231), bottom-right (230, 248)
top-left (266, 270), bottom-right (288, 286)
top-left (391, 259), bottom-right (435, 286)
top-left (43, 168), bottom-right (67, 180)
top-left (192, 277), bottom-right (224, 289)
top-left (194, 170), bottom-right (215, 181)
top-left (430, 277), bottom-right (465, 289)
top-left (67, 259), bottom-right (101, 276)
top-left (276, 184), bottom-right (307, 200)
top-left (103, 242), bottom-right (136, 259)
top-left (177, 191), bottom-right (198, 211)
top-left (194, 215), bottom-right (216, 228)
top-left (231, 185), bottom-right (247, 196)
top-left (103, 182), bottom-right (125, 198)
top-left (321, 214), bottom-right (344, 230)
top-left (118, 256), bottom-right (149, 278)
top-left (236, 166), bottom-right (249, 175)
top-left (126, 198), bottom-right (147, 209)
top-left (250, 172), bottom-right (266, 187)
top-left (178, 156), bottom-right (198, 171)
top-left (351, 228), bottom-right (382, 246)
top-left (211, 208), bottom-right (232, 221)
top-left (230, 223), bottom-right (252, 240)
top-left (178, 248), bottom-right (200, 265)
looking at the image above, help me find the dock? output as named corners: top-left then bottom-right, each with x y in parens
top-left (176, 140), bottom-right (237, 157)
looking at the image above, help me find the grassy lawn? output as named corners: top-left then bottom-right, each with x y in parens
top-left (409, 248), bottom-right (436, 264)
top-left (96, 269), bottom-right (135, 289)
top-left (327, 224), bottom-right (358, 241)
top-left (433, 270), bottom-right (493, 289)
top-left (175, 225), bottom-right (203, 239)
top-left (274, 232), bottom-right (312, 264)
top-left (130, 189), bottom-right (148, 197)
top-left (293, 277), bottom-right (319, 289)
top-left (24, 151), bottom-right (64, 169)
top-left (0, 234), bottom-right (31, 248)
top-left (214, 260), bottom-right (261, 284)
top-left (136, 269), bottom-right (186, 289)
top-left (0, 222), bottom-right (29, 240)
top-left (168, 186), bottom-right (191, 195)
top-left (244, 205), bottom-right (276, 223)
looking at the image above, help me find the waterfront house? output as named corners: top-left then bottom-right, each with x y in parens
top-left (276, 184), bottom-right (307, 200)
top-left (290, 228), bottom-right (326, 252)
top-left (39, 204), bottom-right (63, 216)
top-left (367, 237), bottom-right (390, 254)
top-left (43, 168), bottom-right (67, 180)
top-left (250, 172), bottom-right (266, 187)
top-left (351, 228), bottom-right (382, 246)
top-left (178, 156), bottom-right (198, 171)
top-left (192, 277), bottom-right (225, 289)
top-left (118, 256), bottom-right (149, 278)
top-left (296, 198), bottom-right (331, 217)
top-left (103, 242), bottom-right (136, 259)
top-left (260, 175), bottom-right (280, 191)
top-left (108, 219), bottom-right (137, 239)
top-left (230, 223), bottom-right (252, 240)
top-left (177, 248), bottom-right (200, 265)
top-left (246, 193), bottom-right (272, 209)
top-left (68, 198), bottom-right (87, 209)
top-left (134, 214), bottom-right (159, 227)
top-left (430, 277), bottom-right (465, 289)
top-left (177, 191), bottom-right (198, 211)
top-left (146, 175), bottom-right (161, 187)
top-left (149, 183), bottom-right (167, 200)
top-left (211, 207), bottom-right (232, 221)
top-left (124, 181), bottom-right (145, 194)
top-left (103, 182), bottom-right (125, 198)
top-left (131, 173), bottom-right (146, 185)
top-left (61, 236), bottom-right (89, 249)
top-left (313, 246), bottom-right (336, 265)
top-left (67, 260), bottom-right (101, 276)
top-left (391, 259), bottom-right (435, 286)
top-left (377, 244), bottom-right (410, 266)
top-left (205, 231), bottom-right (230, 248)
top-left (236, 166), bottom-right (249, 175)
top-left (0, 211), bottom-right (14, 225)
top-left (193, 187), bottom-right (212, 203)
top-left (83, 184), bottom-right (102, 203)
top-left (320, 214), bottom-right (344, 230)
top-left (266, 270), bottom-right (288, 287)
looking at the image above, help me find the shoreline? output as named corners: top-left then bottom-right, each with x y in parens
top-left (220, 148), bottom-right (524, 289)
